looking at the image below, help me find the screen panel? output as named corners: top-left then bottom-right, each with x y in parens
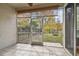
top-left (65, 3), bottom-right (74, 55)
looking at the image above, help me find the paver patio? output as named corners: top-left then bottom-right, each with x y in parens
top-left (0, 42), bottom-right (70, 56)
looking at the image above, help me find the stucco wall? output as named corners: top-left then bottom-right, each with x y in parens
top-left (0, 4), bottom-right (17, 49)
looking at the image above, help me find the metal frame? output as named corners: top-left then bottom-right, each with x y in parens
top-left (16, 16), bottom-right (45, 45)
top-left (31, 17), bottom-right (43, 45)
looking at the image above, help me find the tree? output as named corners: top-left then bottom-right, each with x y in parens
top-left (18, 19), bottom-right (29, 28)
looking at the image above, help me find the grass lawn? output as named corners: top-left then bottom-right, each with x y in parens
top-left (43, 33), bottom-right (63, 43)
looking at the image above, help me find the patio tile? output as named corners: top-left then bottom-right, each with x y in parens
top-left (32, 46), bottom-right (49, 53)
top-left (0, 43), bottom-right (69, 56)
top-left (38, 52), bottom-right (50, 56)
top-left (43, 42), bottom-right (63, 47)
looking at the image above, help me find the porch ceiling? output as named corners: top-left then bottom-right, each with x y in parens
top-left (9, 3), bottom-right (64, 13)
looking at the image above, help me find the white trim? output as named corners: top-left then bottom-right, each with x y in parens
top-left (63, 3), bottom-right (68, 49)
top-left (74, 3), bottom-right (76, 56)
top-left (64, 48), bottom-right (72, 56)
top-left (63, 5), bottom-right (65, 48)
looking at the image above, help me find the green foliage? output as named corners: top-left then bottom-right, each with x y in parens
top-left (18, 19), bottom-right (29, 28)
top-left (32, 21), bottom-right (38, 27)
top-left (43, 33), bottom-right (63, 43)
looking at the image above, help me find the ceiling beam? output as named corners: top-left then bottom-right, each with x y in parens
top-left (17, 4), bottom-right (63, 13)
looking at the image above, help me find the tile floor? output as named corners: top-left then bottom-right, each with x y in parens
top-left (0, 42), bottom-right (70, 56)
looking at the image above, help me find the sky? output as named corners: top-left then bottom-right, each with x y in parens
top-left (57, 8), bottom-right (63, 23)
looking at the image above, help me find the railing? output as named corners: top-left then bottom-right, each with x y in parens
top-left (18, 32), bottom-right (30, 44)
